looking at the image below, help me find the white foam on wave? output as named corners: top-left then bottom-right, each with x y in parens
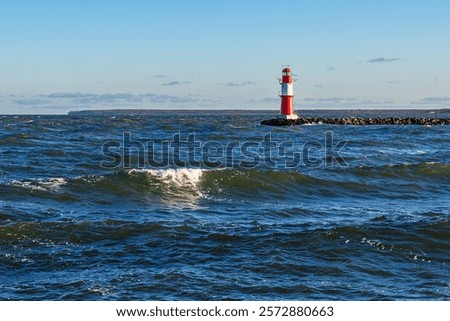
top-left (74, 175), bottom-right (106, 184)
top-left (129, 168), bottom-right (205, 187)
top-left (128, 168), bottom-right (208, 207)
top-left (149, 168), bottom-right (204, 186)
top-left (11, 177), bottom-right (67, 192)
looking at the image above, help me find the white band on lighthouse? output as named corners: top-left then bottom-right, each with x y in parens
top-left (281, 83), bottom-right (293, 96)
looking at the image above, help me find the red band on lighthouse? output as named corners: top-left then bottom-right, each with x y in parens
top-left (279, 67), bottom-right (298, 120)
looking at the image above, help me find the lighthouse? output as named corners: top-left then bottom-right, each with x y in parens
top-left (279, 67), bottom-right (298, 120)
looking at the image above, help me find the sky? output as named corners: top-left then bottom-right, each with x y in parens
top-left (1, 0), bottom-right (450, 114)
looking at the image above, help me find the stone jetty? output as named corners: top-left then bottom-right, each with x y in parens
top-left (261, 117), bottom-right (450, 126)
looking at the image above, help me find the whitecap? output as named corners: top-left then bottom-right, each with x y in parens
top-left (129, 168), bottom-right (205, 187)
top-left (10, 177), bottom-right (67, 191)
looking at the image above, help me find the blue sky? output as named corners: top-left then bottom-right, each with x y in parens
top-left (1, 0), bottom-right (450, 114)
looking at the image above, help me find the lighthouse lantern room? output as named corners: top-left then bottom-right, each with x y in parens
top-left (279, 67), bottom-right (298, 120)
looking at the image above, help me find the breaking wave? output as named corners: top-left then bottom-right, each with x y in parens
top-left (3, 162), bottom-right (448, 203)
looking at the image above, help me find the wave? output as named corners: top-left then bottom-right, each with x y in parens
top-left (0, 220), bottom-right (168, 247)
top-left (128, 168), bottom-right (204, 187)
top-left (3, 162), bottom-right (448, 204)
top-left (2, 216), bottom-right (448, 265)
top-left (10, 177), bottom-right (68, 192)
top-left (323, 217), bottom-right (450, 263)
top-left (343, 162), bottom-right (450, 181)
top-left (1, 168), bottom-right (321, 204)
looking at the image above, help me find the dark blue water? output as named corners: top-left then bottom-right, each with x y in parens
top-left (0, 110), bottom-right (449, 300)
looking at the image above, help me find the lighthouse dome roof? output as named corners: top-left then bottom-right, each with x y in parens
top-left (282, 67), bottom-right (291, 72)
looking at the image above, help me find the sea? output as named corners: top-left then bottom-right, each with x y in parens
top-left (0, 109), bottom-right (449, 300)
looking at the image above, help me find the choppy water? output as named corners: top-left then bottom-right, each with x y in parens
top-left (0, 109), bottom-right (449, 300)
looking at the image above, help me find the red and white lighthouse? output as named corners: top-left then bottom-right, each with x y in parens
top-left (279, 67), bottom-right (298, 120)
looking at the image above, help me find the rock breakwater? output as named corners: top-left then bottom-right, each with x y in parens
top-left (261, 117), bottom-right (450, 126)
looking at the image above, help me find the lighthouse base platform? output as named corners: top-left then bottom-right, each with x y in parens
top-left (278, 113), bottom-right (299, 120)
top-left (261, 117), bottom-right (450, 126)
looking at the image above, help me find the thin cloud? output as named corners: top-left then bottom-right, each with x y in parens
top-left (153, 74), bottom-right (167, 78)
top-left (139, 92), bottom-right (200, 104)
top-left (141, 93), bottom-right (198, 104)
top-left (161, 81), bottom-right (191, 86)
top-left (225, 81), bottom-right (256, 87)
top-left (361, 99), bottom-right (394, 105)
top-left (326, 66), bottom-right (336, 71)
top-left (412, 97), bottom-right (450, 105)
top-left (302, 97), bottom-right (361, 107)
top-left (14, 99), bottom-right (52, 105)
top-left (45, 92), bottom-right (140, 104)
top-left (44, 92), bottom-right (199, 105)
top-left (301, 97), bottom-right (400, 108)
top-left (303, 97), bottom-right (347, 103)
top-left (367, 57), bottom-right (402, 63)
top-left (257, 97), bottom-right (279, 103)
